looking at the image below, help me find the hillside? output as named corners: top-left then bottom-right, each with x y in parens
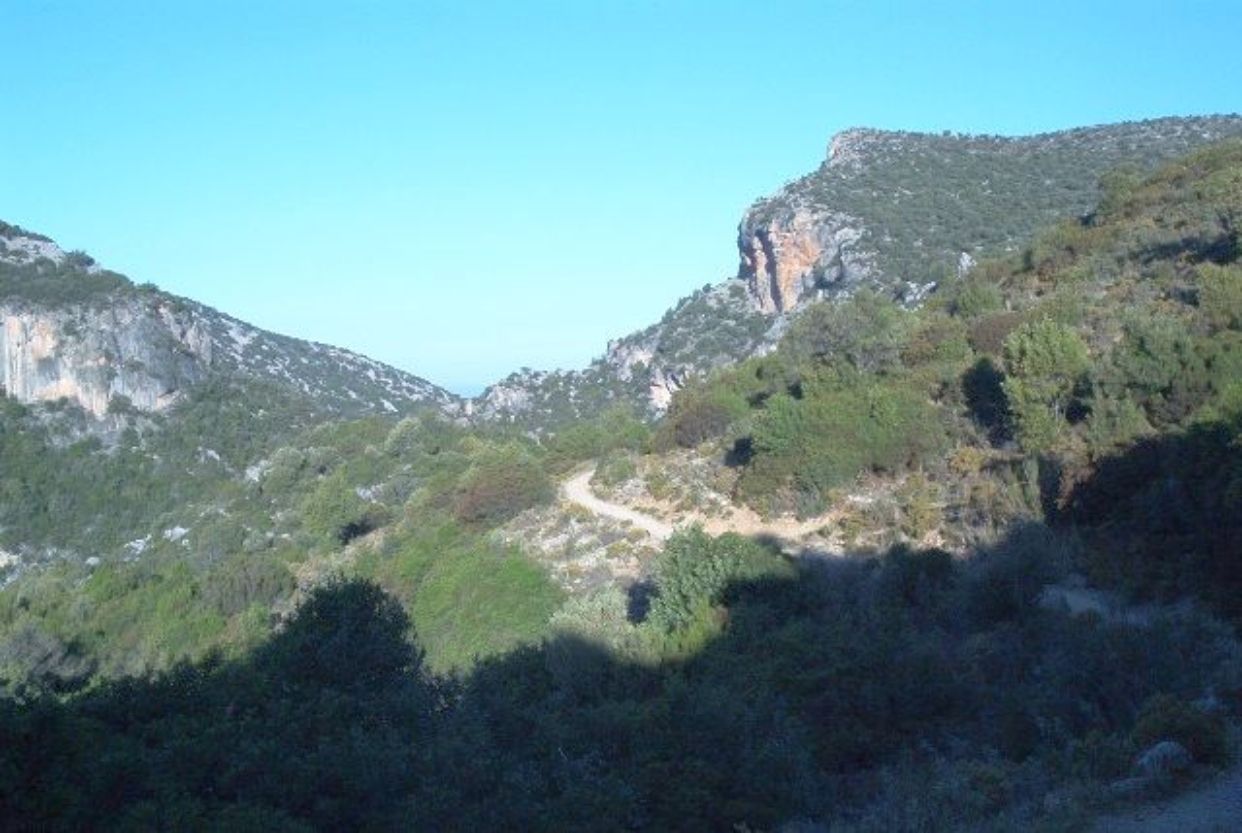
top-left (739, 114), bottom-right (1242, 312)
top-left (1, 222), bottom-right (459, 419)
top-left (0, 134), bottom-right (1240, 832)
top-left (476, 115), bottom-right (1242, 424)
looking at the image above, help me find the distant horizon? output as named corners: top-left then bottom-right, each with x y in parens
top-left (4, 1), bottom-right (1240, 394)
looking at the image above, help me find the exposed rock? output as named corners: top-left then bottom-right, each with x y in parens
top-left (1135, 741), bottom-right (1194, 778)
top-left (738, 205), bottom-right (873, 314)
top-left (1, 224), bottom-right (460, 419)
top-left (1, 302), bottom-right (211, 416)
top-left (472, 280), bottom-right (775, 426)
top-left (736, 116), bottom-right (1242, 315)
top-left (647, 366), bottom-right (684, 411)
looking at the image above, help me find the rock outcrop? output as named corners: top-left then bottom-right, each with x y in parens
top-left (737, 116), bottom-right (1242, 314)
top-left (1, 303), bottom-right (211, 416)
top-left (0, 223), bottom-right (459, 418)
top-left (472, 280), bottom-right (774, 425)
top-left (737, 204), bottom-right (872, 314)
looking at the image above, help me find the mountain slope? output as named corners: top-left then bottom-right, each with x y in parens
top-left (739, 114), bottom-right (1242, 312)
top-left (0, 221), bottom-right (459, 420)
top-left (474, 115), bottom-right (1242, 425)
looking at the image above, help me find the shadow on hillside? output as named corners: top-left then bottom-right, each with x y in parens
top-left (1059, 417), bottom-right (1242, 621)
top-left (3, 515), bottom-right (1239, 831)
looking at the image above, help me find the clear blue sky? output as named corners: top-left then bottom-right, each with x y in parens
top-left (3, 1), bottom-right (1239, 394)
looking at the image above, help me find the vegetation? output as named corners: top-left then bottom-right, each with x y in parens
top-left (2, 525), bottom-right (1238, 830)
top-left (2, 136), bottom-right (1242, 830)
top-left (753, 115), bottom-right (1242, 284)
top-left (0, 251), bottom-right (135, 307)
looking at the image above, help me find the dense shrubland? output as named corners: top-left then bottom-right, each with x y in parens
top-left (3, 525), bottom-right (1239, 830)
top-left (662, 142), bottom-right (1242, 604)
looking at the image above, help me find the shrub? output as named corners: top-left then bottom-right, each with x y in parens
top-left (1002, 320), bottom-right (1090, 452)
top-left (782, 291), bottom-right (911, 374)
top-left (658, 386), bottom-right (748, 449)
top-left (301, 471), bottom-right (389, 545)
top-left (740, 379), bottom-right (947, 513)
top-left (1132, 694), bottom-right (1228, 765)
top-left (950, 279), bottom-right (1004, 318)
top-left (452, 445), bottom-right (554, 526)
top-left (968, 311), bottom-right (1025, 355)
top-left (1196, 263), bottom-right (1242, 331)
top-left (648, 529), bottom-right (785, 631)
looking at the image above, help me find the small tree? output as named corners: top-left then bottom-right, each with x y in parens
top-left (1002, 320), bottom-right (1090, 452)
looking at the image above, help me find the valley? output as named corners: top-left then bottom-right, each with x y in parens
top-left (2, 118), bottom-right (1241, 831)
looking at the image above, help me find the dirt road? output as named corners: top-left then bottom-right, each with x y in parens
top-left (562, 468), bottom-right (675, 542)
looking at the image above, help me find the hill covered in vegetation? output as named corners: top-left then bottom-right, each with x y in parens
top-left (479, 116), bottom-right (1242, 426)
top-left (1, 222), bottom-right (459, 420)
top-left (739, 114), bottom-right (1242, 312)
top-left (1, 132), bottom-right (1241, 831)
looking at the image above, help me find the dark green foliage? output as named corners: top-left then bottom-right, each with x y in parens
top-left (4, 533), bottom-right (1235, 832)
top-left (739, 376), bottom-right (947, 514)
top-left (0, 256), bottom-right (133, 307)
top-left (1132, 694), bottom-right (1229, 766)
top-left (259, 579), bottom-right (421, 691)
top-left (1066, 417), bottom-right (1242, 622)
top-left (543, 406), bottom-right (651, 469)
top-left (654, 384), bottom-right (748, 449)
top-left (301, 470), bottom-right (389, 544)
top-left (647, 528), bottom-right (788, 631)
top-left (1001, 320), bottom-right (1090, 452)
top-left (1197, 263), bottom-right (1242, 331)
top-left (962, 357), bottom-right (1009, 441)
top-left (782, 290), bottom-right (911, 374)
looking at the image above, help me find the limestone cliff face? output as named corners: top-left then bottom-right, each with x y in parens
top-left (0, 224), bottom-right (459, 418)
top-left (737, 130), bottom-right (878, 314)
top-left (737, 117), bottom-right (1242, 314)
top-left (737, 205), bottom-right (872, 314)
top-left (1, 302), bottom-right (211, 416)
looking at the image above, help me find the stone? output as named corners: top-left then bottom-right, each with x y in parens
top-left (1135, 740), bottom-right (1193, 778)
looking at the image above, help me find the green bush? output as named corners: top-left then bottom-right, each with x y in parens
top-left (648, 528), bottom-right (786, 631)
top-left (740, 378), bottom-right (947, 514)
top-left (452, 444), bottom-right (554, 526)
top-left (657, 385), bottom-right (749, 449)
top-left (782, 291), bottom-right (911, 374)
top-left (1197, 263), bottom-right (1242, 331)
top-left (1002, 320), bottom-right (1090, 452)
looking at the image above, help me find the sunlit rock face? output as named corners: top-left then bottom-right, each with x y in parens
top-left (738, 117), bottom-right (1242, 314)
top-left (0, 224), bottom-right (460, 419)
top-left (1, 303), bottom-right (211, 416)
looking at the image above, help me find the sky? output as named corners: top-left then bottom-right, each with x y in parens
top-left (3, 1), bottom-right (1240, 395)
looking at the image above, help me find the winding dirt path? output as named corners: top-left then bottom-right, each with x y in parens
top-left (562, 469), bottom-right (675, 542)
top-left (561, 465), bottom-right (845, 553)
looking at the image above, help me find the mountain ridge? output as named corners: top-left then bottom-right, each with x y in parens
top-left (0, 223), bottom-right (460, 421)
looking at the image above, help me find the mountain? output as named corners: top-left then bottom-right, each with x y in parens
top-left (476, 115), bottom-right (1242, 424)
top-left (739, 114), bottom-right (1242, 312)
top-left (3, 129), bottom-right (1242, 833)
top-left (0, 221), bottom-right (459, 421)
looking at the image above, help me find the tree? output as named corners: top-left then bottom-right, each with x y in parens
top-left (783, 291), bottom-right (911, 374)
top-left (1002, 320), bottom-right (1090, 452)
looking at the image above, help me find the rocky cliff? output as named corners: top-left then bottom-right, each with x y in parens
top-left (737, 115), bottom-right (1242, 313)
top-left (471, 280), bottom-right (774, 426)
top-left (0, 223), bottom-right (459, 419)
